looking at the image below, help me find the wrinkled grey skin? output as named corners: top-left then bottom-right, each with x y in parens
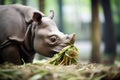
top-left (0, 4), bottom-right (75, 65)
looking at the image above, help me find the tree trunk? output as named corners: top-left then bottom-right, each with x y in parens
top-left (57, 0), bottom-right (64, 32)
top-left (39, 0), bottom-right (45, 12)
top-left (101, 0), bottom-right (116, 65)
top-left (90, 0), bottom-right (101, 63)
top-left (0, 0), bottom-right (5, 5)
top-left (115, 0), bottom-right (120, 25)
top-left (22, 0), bottom-right (27, 5)
top-left (11, 0), bottom-right (16, 4)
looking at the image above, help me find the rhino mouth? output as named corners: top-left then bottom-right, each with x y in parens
top-left (49, 48), bottom-right (62, 57)
top-left (49, 44), bottom-right (67, 57)
top-left (49, 48), bottom-right (63, 57)
top-left (49, 51), bottom-right (57, 57)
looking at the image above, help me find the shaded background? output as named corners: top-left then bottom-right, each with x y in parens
top-left (0, 0), bottom-right (120, 65)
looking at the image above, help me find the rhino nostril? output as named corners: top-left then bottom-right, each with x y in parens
top-left (66, 36), bottom-right (70, 39)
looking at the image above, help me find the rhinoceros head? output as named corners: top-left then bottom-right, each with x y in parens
top-left (32, 10), bottom-right (75, 57)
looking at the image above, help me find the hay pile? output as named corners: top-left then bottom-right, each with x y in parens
top-left (0, 63), bottom-right (120, 80)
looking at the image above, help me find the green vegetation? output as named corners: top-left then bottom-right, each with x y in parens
top-left (48, 44), bottom-right (79, 65)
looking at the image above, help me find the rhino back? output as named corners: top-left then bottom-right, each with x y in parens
top-left (0, 5), bottom-right (27, 44)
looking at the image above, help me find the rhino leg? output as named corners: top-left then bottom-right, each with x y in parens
top-left (0, 45), bottom-right (22, 65)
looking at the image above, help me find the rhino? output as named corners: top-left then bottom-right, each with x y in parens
top-left (0, 4), bottom-right (75, 65)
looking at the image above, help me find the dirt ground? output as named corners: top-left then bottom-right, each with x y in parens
top-left (0, 62), bottom-right (120, 80)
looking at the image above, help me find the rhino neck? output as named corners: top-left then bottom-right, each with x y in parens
top-left (23, 22), bottom-right (36, 54)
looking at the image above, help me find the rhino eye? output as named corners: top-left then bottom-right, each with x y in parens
top-left (50, 36), bottom-right (57, 43)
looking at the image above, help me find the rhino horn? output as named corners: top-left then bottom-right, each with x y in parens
top-left (49, 10), bottom-right (54, 19)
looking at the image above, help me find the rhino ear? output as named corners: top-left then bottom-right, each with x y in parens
top-left (49, 10), bottom-right (54, 19)
top-left (33, 12), bottom-right (42, 23)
